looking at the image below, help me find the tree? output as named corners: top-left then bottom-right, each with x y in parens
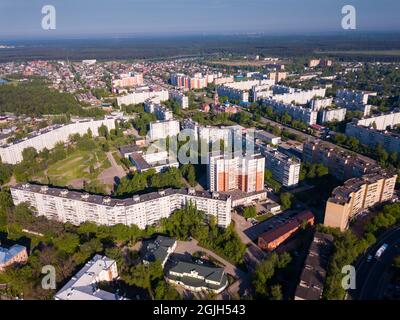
top-left (53, 233), bottom-right (80, 254)
top-left (22, 147), bottom-right (38, 162)
top-left (252, 253), bottom-right (291, 298)
top-left (269, 284), bottom-right (283, 300)
top-left (98, 124), bottom-right (109, 139)
top-left (243, 206), bottom-right (257, 219)
top-left (393, 255), bottom-right (400, 269)
top-left (280, 192), bottom-right (293, 211)
top-left (0, 163), bottom-right (13, 185)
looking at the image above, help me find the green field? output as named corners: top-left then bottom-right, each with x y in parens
top-left (35, 149), bottom-right (111, 187)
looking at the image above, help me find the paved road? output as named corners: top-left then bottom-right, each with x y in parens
top-left (349, 225), bottom-right (400, 300)
top-left (231, 212), bottom-right (267, 272)
top-left (98, 152), bottom-right (127, 185)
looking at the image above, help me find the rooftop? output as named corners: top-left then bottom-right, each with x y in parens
top-left (294, 232), bottom-right (334, 300)
top-left (55, 255), bottom-right (124, 300)
top-left (12, 183), bottom-right (230, 207)
top-left (0, 244), bottom-right (27, 265)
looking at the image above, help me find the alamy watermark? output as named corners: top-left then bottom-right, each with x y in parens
top-left (41, 5), bottom-right (56, 30)
top-left (41, 265), bottom-right (56, 290)
top-left (342, 5), bottom-right (356, 30)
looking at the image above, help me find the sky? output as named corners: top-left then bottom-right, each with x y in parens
top-left (0, 0), bottom-right (399, 39)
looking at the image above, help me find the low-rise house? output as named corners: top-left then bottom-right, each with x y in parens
top-left (0, 244), bottom-right (28, 271)
top-left (166, 261), bottom-right (228, 294)
top-left (258, 211), bottom-right (314, 251)
top-left (141, 236), bottom-right (177, 267)
top-left (54, 255), bottom-right (125, 300)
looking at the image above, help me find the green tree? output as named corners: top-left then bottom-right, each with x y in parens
top-left (280, 192), bottom-right (293, 211)
top-left (243, 206), bottom-right (257, 219)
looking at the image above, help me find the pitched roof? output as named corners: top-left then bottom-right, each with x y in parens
top-left (0, 244), bottom-right (27, 265)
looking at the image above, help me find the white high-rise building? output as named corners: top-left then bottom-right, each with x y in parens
top-left (149, 120), bottom-right (180, 141)
top-left (261, 146), bottom-right (300, 187)
top-left (11, 184), bottom-right (232, 229)
top-left (170, 90), bottom-right (189, 109)
top-left (117, 89), bottom-right (169, 106)
top-left (0, 117), bottom-right (116, 164)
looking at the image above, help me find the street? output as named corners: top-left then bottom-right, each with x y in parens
top-left (349, 225), bottom-right (400, 300)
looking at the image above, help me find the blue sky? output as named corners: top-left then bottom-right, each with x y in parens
top-left (0, 0), bottom-right (399, 39)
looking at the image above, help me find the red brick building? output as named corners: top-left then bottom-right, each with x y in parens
top-left (258, 211), bottom-right (315, 252)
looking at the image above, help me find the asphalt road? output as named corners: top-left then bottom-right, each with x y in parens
top-left (349, 225), bottom-right (400, 300)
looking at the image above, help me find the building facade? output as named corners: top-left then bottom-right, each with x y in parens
top-left (117, 89), bottom-right (169, 106)
top-left (54, 255), bottom-right (122, 300)
top-left (263, 98), bottom-right (318, 125)
top-left (303, 140), bottom-right (376, 181)
top-left (149, 120), bottom-right (180, 141)
top-left (0, 244), bottom-right (28, 271)
top-left (324, 171), bottom-right (397, 231)
top-left (0, 117), bottom-right (116, 164)
top-left (208, 153), bottom-right (265, 193)
top-left (261, 146), bottom-right (301, 187)
top-left (11, 184), bottom-right (232, 229)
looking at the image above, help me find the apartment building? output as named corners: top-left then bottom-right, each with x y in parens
top-left (261, 146), bottom-right (300, 187)
top-left (268, 71), bottom-right (287, 82)
top-left (11, 184), bottom-right (232, 229)
top-left (353, 110), bottom-right (400, 130)
top-left (169, 90), bottom-right (189, 109)
top-left (208, 152), bottom-right (265, 193)
top-left (263, 98), bottom-right (318, 125)
top-left (144, 101), bottom-right (173, 121)
top-left (303, 140), bottom-right (376, 181)
top-left (117, 88), bottom-right (169, 106)
top-left (309, 59), bottom-right (332, 67)
top-left (324, 171), bottom-right (397, 231)
top-left (310, 97), bottom-right (334, 111)
top-left (0, 117), bottom-right (116, 164)
top-left (170, 73), bottom-right (208, 90)
top-left (272, 86), bottom-right (326, 105)
top-left (181, 119), bottom-right (246, 146)
top-left (0, 244), bottom-right (28, 271)
top-left (319, 108), bottom-right (347, 124)
top-left (112, 73), bottom-right (144, 92)
top-left (149, 120), bottom-right (180, 141)
top-left (345, 122), bottom-right (400, 153)
top-left (217, 79), bottom-right (275, 103)
top-left (213, 76), bottom-right (234, 86)
top-left (55, 255), bottom-right (123, 300)
top-left (335, 89), bottom-right (377, 117)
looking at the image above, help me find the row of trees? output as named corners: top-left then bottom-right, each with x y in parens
top-left (115, 167), bottom-right (184, 196)
top-left (252, 252), bottom-right (292, 299)
top-left (332, 133), bottom-right (399, 169)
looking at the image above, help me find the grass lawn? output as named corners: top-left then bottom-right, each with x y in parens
top-left (36, 149), bottom-right (111, 187)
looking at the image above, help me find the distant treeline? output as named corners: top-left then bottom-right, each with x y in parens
top-left (2, 33), bottom-right (400, 62)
